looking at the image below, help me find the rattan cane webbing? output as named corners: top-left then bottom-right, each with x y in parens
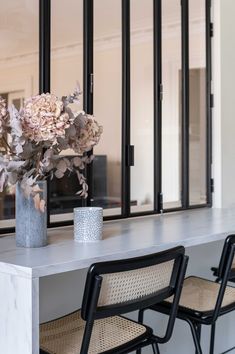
top-left (40, 311), bottom-right (147, 354)
top-left (98, 260), bottom-right (174, 307)
top-left (166, 276), bottom-right (235, 313)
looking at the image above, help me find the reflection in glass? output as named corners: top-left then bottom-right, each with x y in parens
top-left (0, 0), bottom-right (39, 226)
top-left (130, 0), bottom-right (154, 213)
top-left (162, 0), bottom-right (182, 209)
top-left (189, 0), bottom-right (207, 205)
top-left (93, 0), bottom-right (122, 216)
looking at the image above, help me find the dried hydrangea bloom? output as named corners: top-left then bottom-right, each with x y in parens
top-left (0, 96), bottom-right (9, 137)
top-left (0, 86), bottom-right (103, 210)
top-left (68, 114), bottom-right (103, 155)
top-left (21, 93), bottom-right (71, 144)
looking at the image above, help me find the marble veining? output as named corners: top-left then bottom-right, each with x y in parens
top-left (0, 208), bottom-right (234, 278)
top-left (0, 272), bottom-right (39, 354)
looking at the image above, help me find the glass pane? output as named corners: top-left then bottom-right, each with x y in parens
top-left (0, 0), bottom-right (39, 227)
top-left (162, 0), bottom-right (182, 209)
top-left (130, 0), bottom-right (154, 213)
top-left (51, 0), bottom-right (83, 97)
top-left (189, 0), bottom-right (207, 205)
top-left (50, 0), bottom-right (84, 221)
top-left (93, 0), bottom-right (122, 216)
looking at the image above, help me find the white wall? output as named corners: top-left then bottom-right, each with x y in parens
top-left (213, 0), bottom-right (235, 208)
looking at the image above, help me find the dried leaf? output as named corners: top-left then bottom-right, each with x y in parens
top-left (32, 184), bottom-right (42, 193)
top-left (55, 169), bottom-right (64, 179)
top-left (15, 143), bottom-right (23, 155)
top-left (73, 156), bottom-right (82, 167)
top-left (25, 168), bottom-right (36, 178)
top-left (24, 184), bottom-right (33, 198)
top-left (7, 160), bottom-right (25, 171)
top-left (9, 105), bottom-right (22, 137)
top-left (8, 171), bottom-right (18, 185)
top-left (44, 149), bottom-right (53, 159)
top-left (63, 158), bottom-right (71, 167)
top-left (33, 193), bottom-right (40, 210)
top-left (0, 172), bottom-right (7, 192)
top-left (56, 159), bottom-right (67, 173)
top-left (40, 199), bottom-right (46, 213)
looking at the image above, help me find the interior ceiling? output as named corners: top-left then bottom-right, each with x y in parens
top-left (0, 0), bottom-right (204, 60)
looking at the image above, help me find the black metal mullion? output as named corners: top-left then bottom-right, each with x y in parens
top-left (39, 0), bottom-right (51, 226)
top-left (181, 0), bottom-right (189, 209)
top-left (121, 0), bottom-right (131, 217)
top-left (154, 0), bottom-right (162, 213)
top-left (83, 0), bottom-right (94, 206)
top-left (206, 0), bottom-right (213, 206)
top-left (39, 0), bottom-right (51, 94)
top-left (83, 0), bottom-right (93, 114)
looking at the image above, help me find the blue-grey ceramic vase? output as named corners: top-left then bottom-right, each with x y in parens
top-left (15, 181), bottom-right (47, 248)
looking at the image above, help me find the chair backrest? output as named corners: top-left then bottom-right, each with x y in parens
top-left (211, 235), bottom-right (235, 322)
top-left (81, 246), bottom-right (185, 320)
top-left (217, 235), bottom-right (235, 280)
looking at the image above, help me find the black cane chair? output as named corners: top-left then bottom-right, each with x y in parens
top-left (140, 235), bottom-right (235, 354)
top-left (40, 246), bottom-right (188, 354)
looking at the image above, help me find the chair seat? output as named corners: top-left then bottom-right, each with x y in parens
top-left (165, 276), bottom-right (235, 317)
top-left (40, 310), bottom-right (151, 354)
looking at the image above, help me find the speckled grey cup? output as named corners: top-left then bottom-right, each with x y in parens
top-left (15, 181), bottom-right (47, 248)
top-left (74, 207), bottom-right (103, 242)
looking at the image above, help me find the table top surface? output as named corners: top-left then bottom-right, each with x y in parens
top-left (0, 208), bottom-right (235, 278)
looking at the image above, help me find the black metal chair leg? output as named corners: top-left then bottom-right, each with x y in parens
top-left (136, 310), bottom-right (145, 354)
top-left (195, 324), bottom-right (202, 354)
top-left (185, 319), bottom-right (203, 354)
top-left (138, 309), bottom-right (144, 324)
top-left (152, 342), bottom-right (160, 354)
top-left (210, 323), bottom-right (216, 354)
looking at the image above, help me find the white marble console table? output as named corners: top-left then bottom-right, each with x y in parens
top-left (1, 208), bottom-right (235, 354)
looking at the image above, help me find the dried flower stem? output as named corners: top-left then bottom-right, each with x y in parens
top-left (2, 136), bottom-right (15, 155)
top-left (36, 149), bottom-right (43, 175)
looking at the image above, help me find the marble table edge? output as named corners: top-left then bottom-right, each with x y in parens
top-left (0, 230), bottom-right (231, 279)
top-left (0, 261), bottom-right (33, 279)
top-left (32, 231), bottom-right (230, 278)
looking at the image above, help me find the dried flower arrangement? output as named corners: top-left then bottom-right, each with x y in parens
top-left (0, 86), bottom-right (102, 212)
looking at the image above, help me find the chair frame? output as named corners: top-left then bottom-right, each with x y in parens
top-left (40, 246), bottom-right (188, 354)
top-left (212, 234), bottom-right (235, 282)
top-left (144, 235), bottom-right (235, 354)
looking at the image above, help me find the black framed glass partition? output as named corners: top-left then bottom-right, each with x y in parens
top-left (0, 0), bottom-right (213, 233)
